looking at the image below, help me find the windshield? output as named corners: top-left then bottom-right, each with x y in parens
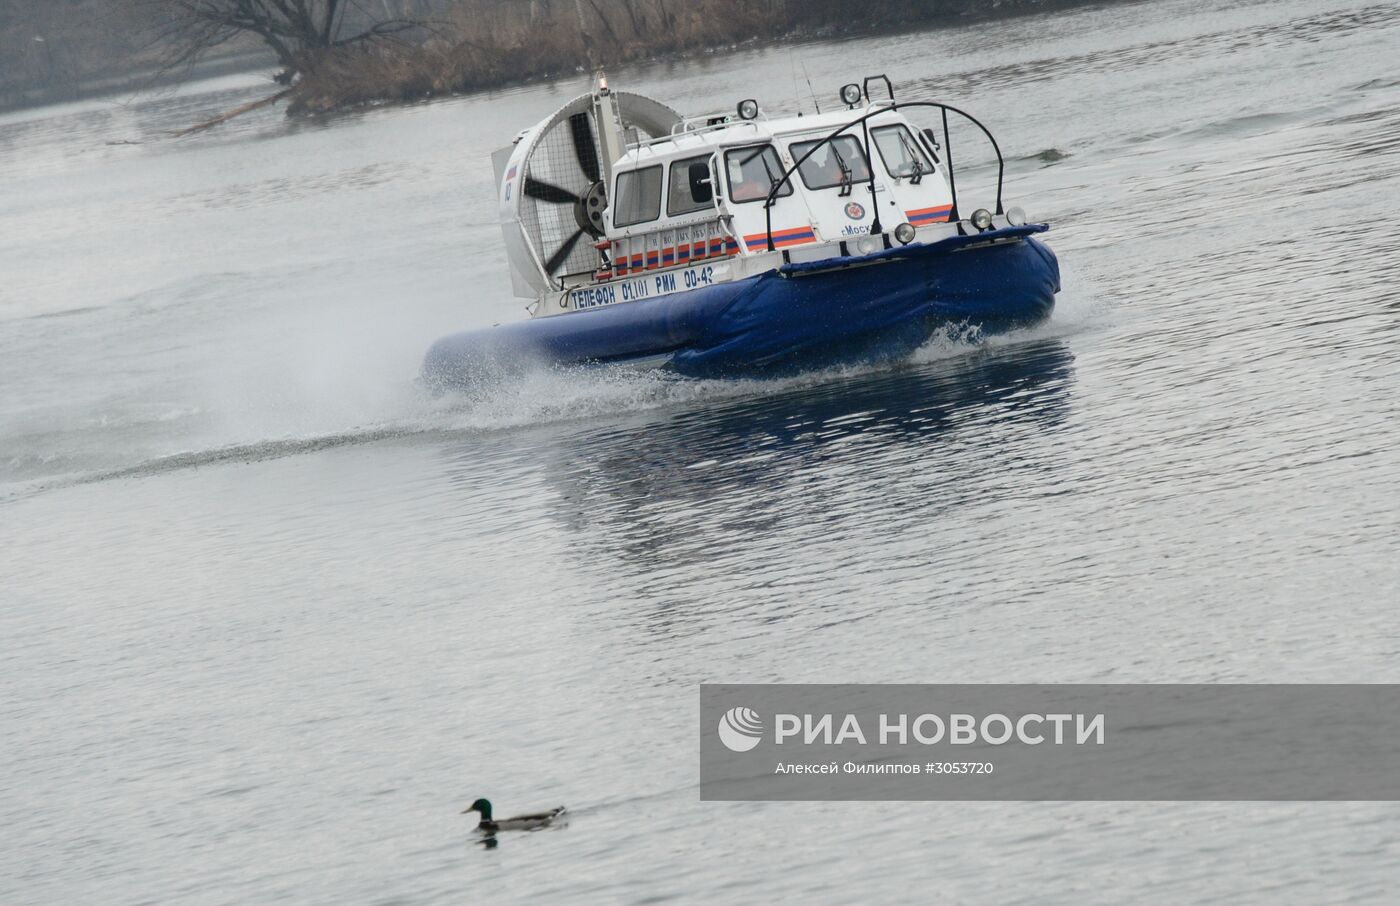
top-left (872, 125), bottom-right (934, 180)
top-left (724, 145), bottom-right (793, 204)
top-left (789, 136), bottom-right (872, 190)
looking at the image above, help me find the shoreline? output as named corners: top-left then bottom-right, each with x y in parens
top-left (2, 0), bottom-right (1132, 119)
top-left (289, 0), bottom-right (1133, 116)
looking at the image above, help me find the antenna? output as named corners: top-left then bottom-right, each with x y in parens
top-left (789, 50), bottom-right (802, 116)
top-left (801, 60), bottom-right (821, 115)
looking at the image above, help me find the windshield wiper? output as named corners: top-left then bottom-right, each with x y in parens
top-left (829, 142), bottom-right (855, 197)
top-left (759, 153), bottom-right (786, 201)
top-left (897, 132), bottom-right (925, 184)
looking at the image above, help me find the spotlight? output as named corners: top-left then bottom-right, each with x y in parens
top-left (1006, 205), bottom-right (1027, 226)
top-left (839, 83), bottom-right (862, 107)
top-left (894, 222), bottom-right (917, 245)
top-left (736, 98), bottom-right (759, 120)
top-left (970, 208), bottom-right (994, 231)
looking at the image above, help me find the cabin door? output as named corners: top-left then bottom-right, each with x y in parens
top-left (719, 143), bottom-right (818, 256)
top-left (866, 123), bottom-right (955, 230)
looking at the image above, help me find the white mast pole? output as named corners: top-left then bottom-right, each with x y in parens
top-left (593, 71), bottom-right (626, 189)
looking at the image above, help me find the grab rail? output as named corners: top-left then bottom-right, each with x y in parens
top-left (761, 101), bottom-right (1005, 251)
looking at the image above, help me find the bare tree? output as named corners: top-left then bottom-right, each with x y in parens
top-left (130, 0), bottom-right (430, 81)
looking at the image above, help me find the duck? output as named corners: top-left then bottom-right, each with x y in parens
top-left (462, 798), bottom-right (566, 832)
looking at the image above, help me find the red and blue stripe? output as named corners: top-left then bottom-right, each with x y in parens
top-left (742, 226), bottom-right (817, 251)
top-left (906, 205), bottom-right (953, 225)
top-left (611, 237), bottom-right (739, 276)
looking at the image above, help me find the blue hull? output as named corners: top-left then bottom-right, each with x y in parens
top-left (424, 225), bottom-right (1059, 382)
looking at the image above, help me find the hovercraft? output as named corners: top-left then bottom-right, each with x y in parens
top-left (423, 74), bottom-right (1060, 383)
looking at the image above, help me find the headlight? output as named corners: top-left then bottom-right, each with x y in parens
top-left (894, 222), bottom-right (916, 245)
top-left (856, 236), bottom-right (880, 255)
top-left (970, 208), bottom-right (994, 231)
top-left (736, 98), bottom-right (759, 120)
top-left (839, 83), bottom-right (862, 106)
top-left (1006, 205), bottom-right (1027, 226)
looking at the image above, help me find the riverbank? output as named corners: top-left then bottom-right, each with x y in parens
top-left (287, 0), bottom-right (1133, 115)
top-left (2, 0), bottom-right (1132, 118)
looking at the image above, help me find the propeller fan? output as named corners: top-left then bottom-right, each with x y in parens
top-left (522, 112), bottom-right (605, 276)
top-left (502, 90), bottom-right (678, 296)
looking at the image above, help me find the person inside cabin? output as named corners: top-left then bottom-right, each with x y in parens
top-left (729, 157), bottom-right (770, 201)
top-left (727, 146), bottom-right (791, 203)
top-left (734, 183), bottom-right (767, 202)
top-left (798, 137), bottom-right (870, 191)
top-left (811, 149), bottom-right (847, 188)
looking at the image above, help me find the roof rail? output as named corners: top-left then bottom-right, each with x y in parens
top-left (759, 100), bottom-right (1006, 250)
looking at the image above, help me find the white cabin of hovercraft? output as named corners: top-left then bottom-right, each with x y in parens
top-left (495, 76), bottom-right (1004, 318)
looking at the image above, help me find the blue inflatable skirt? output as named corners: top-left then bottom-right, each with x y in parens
top-left (424, 225), bottom-right (1059, 383)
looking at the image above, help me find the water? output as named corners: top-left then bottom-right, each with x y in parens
top-left (4, 0), bottom-right (1400, 901)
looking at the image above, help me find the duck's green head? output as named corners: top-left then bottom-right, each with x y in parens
top-left (462, 798), bottom-right (493, 819)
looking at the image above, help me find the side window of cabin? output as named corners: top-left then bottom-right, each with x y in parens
top-left (613, 166), bottom-right (663, 227)
top-left (724, 145), bottom-right (793, 204)
top-left (789, 136), bottom-right (871, 190)
top-left (872, 125), bottom-right (934, 179)
top-left (667, 155), bottom-right (716, 216)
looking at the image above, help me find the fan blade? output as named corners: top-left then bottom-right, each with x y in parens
top-left (569, 113), bottom-right (601, 184)
top-left (524, 178), bottom-right (580, 204)
top-left (544, 228), bottom-right (587, 275)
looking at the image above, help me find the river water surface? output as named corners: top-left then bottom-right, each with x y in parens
top-left (4, 0), bottom-right (1400, 902)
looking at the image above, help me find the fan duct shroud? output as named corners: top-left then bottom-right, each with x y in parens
top-left (495, 91), bottom-right (682, 297)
